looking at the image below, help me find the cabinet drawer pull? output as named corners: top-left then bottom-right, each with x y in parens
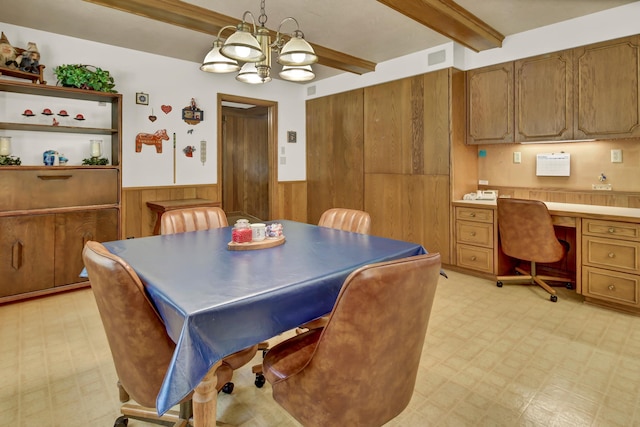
top-left (470, 256), bottom-right (477, 261)
top-left (470, 231), bottom-right (476, 237)
top-left (608, 252), bottom-right (615, 258)
top-left (608, 284), bottom-right (616, 291)
top-left (469, 213), bottom-right (476, 217)
top-left (608, 227), bottom-right (615, 233)
top-left (12, 240), bottom-right (23, 270)
top-left (37, 175), bottom-right (73, 180)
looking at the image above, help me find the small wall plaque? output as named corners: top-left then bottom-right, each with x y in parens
top-left (287, 131), bottom-right (297, 143)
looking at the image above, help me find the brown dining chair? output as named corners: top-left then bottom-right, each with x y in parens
top-left (263, 253), bottom-right (441, 427)
top-left (160, 206), bottom-right (228, 234)
top-left (496, 198), bottom-right (572, 302)
top-left (82, 241), bottom-right (260, 426)
top-left (317, 207), bottom-right (371, 234)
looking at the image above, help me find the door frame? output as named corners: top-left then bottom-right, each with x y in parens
top-left (217, 93), bottom-right (278, 220)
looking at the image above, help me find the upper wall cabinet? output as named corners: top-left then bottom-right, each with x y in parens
top-left (515, 50), bottom-right (573, 142)
top-left (466, 63), bottom-right (514, 145)
top-left (574, 35), bottom-right (640, 139)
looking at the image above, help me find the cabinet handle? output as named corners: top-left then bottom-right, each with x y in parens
top-left (470, 256), bottom-right (477, 261)
top-left (37, 175), bottom-right (72, 180)
top-left (470, 231), bottom-right (476, 237)
top-left (608, 284), bottom-right (616, 291)
top-left (608, 252), bottom-right (615, 258)
top-left (608, 227), bottom-right (615, 233)
top-left (469, 213), bottom-right (476, 217)
top-left (11, 240), bottom-right (23, 270)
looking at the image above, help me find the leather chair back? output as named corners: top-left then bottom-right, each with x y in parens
top-left (82, 241), bottom-right (179, 409)
top-left (160, 206), bottom-right (228, 235)
top-left (265, 253), bottom-right (440, 426)
top-left (318, 208), bottom-right (371, 234)
top-left (497, 198), bottom-right (564, 263)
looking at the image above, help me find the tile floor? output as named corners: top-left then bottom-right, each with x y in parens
top-left (2, 269), bottom-right (640, 426)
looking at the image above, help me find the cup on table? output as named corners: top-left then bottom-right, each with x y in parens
top-left (251, 223), bottom-right (266, 241)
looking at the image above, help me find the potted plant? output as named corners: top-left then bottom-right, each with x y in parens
top-left (54, 64), bottom-right (117, 92)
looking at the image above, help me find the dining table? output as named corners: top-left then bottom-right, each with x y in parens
top-left (101, 219), bottom-right (427, 426)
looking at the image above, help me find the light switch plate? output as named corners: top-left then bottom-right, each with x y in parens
top-left (513, 152), bottom-right (521, 164)
top-left (611, 149), bottom-right (622, 163)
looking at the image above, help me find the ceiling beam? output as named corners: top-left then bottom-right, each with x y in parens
top-left (83, 0), bottom-right (376, 74)
top-left (377, 0), bottom-right (504, 52)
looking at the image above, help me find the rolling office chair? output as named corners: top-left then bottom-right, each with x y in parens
top-left (82, 241), bottom-right (261, 426)
top-left (297, 208), bottom-right (372, 333)
top-left (160, 206), bottom-right (228, 234)
top-left (496, 198), bottom-right (572, 302)
top-left (262, 253), bottom-right (441, 427)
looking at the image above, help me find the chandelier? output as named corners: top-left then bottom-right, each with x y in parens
top-left (200, 0), bottom-right (318, 83)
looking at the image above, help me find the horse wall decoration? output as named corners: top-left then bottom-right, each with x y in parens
top-left (135, 129), bottom-right (169, 153)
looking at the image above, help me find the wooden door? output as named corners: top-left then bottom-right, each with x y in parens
top-left (222, 106), bottom-right (269, 220)
top-left (54, 209), bottom-right (118, 286)
top-left (574, 35), bottom-right (640, 139)
top-left (466, 62), bottom-right (514, 144)
top-left (0, 215), bottom-right (55, 297)
top-left (515, 50), bottom-right (574, 142)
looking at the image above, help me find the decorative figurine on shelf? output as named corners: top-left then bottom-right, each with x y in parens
top-left (182, 98), bottom-right (203, 125)
top-left (18, 42), bottom-right (40, 74)
top-left (0, 32), bottom-right (19, 69)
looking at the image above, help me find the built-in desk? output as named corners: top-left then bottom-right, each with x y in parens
top-left (146, 198), bottom-right (221, 235)
top-left (453, 199), bottom-right (640, 314)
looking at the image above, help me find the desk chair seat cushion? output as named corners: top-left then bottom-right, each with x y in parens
top-left (161, 206), bottom-right (228, 235)
top-left (497, 198), bottom-right (564, 263)
top-left (318, 208), bottom-right (371, 234)
top-left (263, 253), bottom-right (440, 427)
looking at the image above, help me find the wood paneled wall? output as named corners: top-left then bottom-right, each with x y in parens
top-left (276, 181), bottom-right (307, 223)
top-left (122, 184), bottom-right (219, 238)
top-left (483, 186), bottom-right (640, 208)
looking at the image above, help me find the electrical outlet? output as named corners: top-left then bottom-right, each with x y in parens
top-left (592, 184), bottom-right (612, 191)
top-left (513, 151), bottom-right (521, 164)
top-left (611, 149), bottom-right (623, 163)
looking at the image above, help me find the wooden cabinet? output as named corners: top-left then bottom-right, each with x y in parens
top-left (582, 218), bottom-right (640, 313)
top-left (454, 206), bottom-right (495, 273)
top-left (574, 35), bottom-right (640, 139)
top-left (515, 50), bottom-right (573, 142)
top-left (466, 62), bottom-right (514, 144)
top-left (0, 80), bottom-right (121, 303)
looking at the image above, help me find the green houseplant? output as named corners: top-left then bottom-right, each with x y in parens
top-left (54, 64), bottom-right (117, 93)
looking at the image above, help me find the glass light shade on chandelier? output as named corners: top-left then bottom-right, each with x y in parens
top-left (200, 39), bottom-right (240, 73)
top-left (236, 62), bottom-right (272, 84)
top-left (277, 29), bottom-right (317, 66)
top-left (219, 21), bottom-right (265, 62)
top-left (279, 65), bottom-right (315, 82)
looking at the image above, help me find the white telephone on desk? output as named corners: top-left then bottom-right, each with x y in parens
top-left (463, 190), bottom-right (498, 201)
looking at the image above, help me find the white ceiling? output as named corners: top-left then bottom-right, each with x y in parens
top-left (1, 0), bottom-right (637, 82)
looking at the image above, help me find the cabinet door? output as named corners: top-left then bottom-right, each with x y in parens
top-left (515, 51), bottom-right (574, 142)
top-left (574, 35), bottom-right (640, 139)
top-left (466, 62), bottom-right (514, 144)
top-left (0, 215), bottom-right (55, 297)
top-left (54, 209), bottom-right (118, 286)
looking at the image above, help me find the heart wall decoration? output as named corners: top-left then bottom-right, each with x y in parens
top-left (148, 109), bottom-right (157, 122)
top-left (161, 105), bottom-right (172, 114)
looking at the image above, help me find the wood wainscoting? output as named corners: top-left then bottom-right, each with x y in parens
top-left (122, 181), bottom-right (307, 238)
top-left (481, 186), bottom-right (640, 208)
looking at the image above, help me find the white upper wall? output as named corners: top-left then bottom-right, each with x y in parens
top-left (2, 2), bottom-right (640, 185)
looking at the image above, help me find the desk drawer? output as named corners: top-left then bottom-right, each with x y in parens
top-left (583, 266), bottom-right (639, 306)
top-left (582, 236), bottom-right (639, 273)
top-left (455, 207), bottom-right (494, 223)
top-left (456, 244), bottom-right (493, 273)
top-left (0, 169), bottom-right (118, 211)
top-left (456, 221), bottom-right (493, 248)
top-left (583, 219), bottom-right (640, 241)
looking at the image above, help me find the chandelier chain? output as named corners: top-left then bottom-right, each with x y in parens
top-left (258, 0), bottom-right (268, 26)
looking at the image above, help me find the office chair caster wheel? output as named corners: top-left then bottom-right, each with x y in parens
top-left (496, 281), bottom-right (503, 288)
top-left (565, 282), bottom-right (573, 289)
top-left (221, 382), bottom-right (234, 394)
top-left (255, 373), bottom-right (266, 388)
top-left (114, 415), bottom-right (128, 427)
top-left (550, 295), bottom-right (558, 302)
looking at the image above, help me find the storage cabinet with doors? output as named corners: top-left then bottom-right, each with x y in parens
top-left (466, 62), bottom-right (514, 145)
top-left (582, 218), bottom-right (640, 313)
top-left (454, 205), bottom-right (495, 274)
top-left (515, 50), bottom-right (574, 142)
top-left (0, 80), bottom-right (121, 303)
top-left (574, 35), bottom-right (640, 140)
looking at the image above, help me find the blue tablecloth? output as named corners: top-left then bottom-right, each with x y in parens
top-left (102, 220), bottom-right (426, 414)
